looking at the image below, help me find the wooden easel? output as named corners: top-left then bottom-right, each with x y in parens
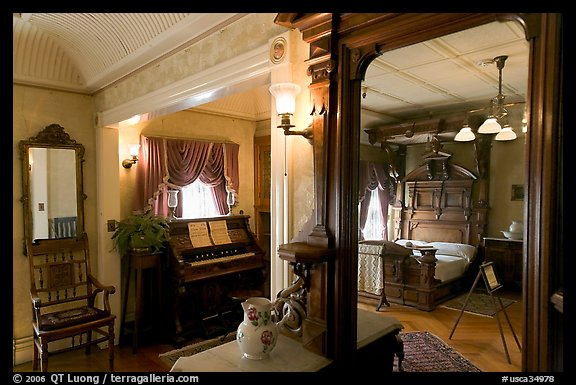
top-left (448, 262), bottom-right (521, 364)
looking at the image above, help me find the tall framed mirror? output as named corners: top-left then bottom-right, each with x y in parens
top-left (19, 124), bottom-right (85, 253)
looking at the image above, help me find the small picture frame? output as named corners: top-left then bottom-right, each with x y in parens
top-left (511, 184), bottom-right (524, 201)
top-left (480, 262), bottom-right (502, 293)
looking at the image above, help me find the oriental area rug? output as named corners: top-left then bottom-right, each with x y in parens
top-left (440, 292), bottom-right (516, 317)
top-left (394, 331), bottom-right (481, 372)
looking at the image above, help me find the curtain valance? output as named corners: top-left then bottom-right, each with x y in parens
top-left (134, 136), bottom-right (239, 216)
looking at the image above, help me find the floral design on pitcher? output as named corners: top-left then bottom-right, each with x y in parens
top-left (247, 306), bottom-right (259, 326)
top-left (248, 306), bottom-right (271, 328)
top-left (261, 330), bottom-right (275, 353)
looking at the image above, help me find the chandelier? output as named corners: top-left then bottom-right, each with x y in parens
top-left (454, 55), bottom-right (517, 142)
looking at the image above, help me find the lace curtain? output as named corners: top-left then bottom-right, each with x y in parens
top-left (358, 160), bottom-right (396, 241)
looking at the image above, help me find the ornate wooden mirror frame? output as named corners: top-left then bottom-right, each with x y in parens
top-left (19, 123), bottom-right (86, 254)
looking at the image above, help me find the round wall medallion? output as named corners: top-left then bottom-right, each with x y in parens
top-left (270, 37), bottom-right (287, 64)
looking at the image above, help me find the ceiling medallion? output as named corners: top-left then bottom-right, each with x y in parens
top-left (270, 37), bottom-right (287, 64)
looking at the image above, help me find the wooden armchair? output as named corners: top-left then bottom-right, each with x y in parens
top-left (27, 233), bottom-right (116, 371)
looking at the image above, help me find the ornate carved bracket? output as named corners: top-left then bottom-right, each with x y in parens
top-left (275, 263), bottom-right (307, 337)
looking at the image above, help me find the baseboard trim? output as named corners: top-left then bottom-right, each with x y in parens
top-left (13, 336), bottom-right (34, 367)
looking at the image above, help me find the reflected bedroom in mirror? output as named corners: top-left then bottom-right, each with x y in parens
top-left (357, 19), bottom-right (527, 312)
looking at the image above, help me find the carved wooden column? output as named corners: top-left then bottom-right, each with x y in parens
top-left (417, 249), bottom-right (438, 311)
top-left (274, 13), bottom-right (336, 357)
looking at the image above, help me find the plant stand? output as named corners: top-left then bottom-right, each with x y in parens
top-left (120, 250), bottom-right (163, 353)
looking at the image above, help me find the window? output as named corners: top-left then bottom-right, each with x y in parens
top-left (180, 180), bottom-right (219, 219)
top-left (361, 189), bottom-right (385, 240)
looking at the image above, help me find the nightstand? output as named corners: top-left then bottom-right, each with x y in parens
top-left (482, 237), bottom-right (523, 290)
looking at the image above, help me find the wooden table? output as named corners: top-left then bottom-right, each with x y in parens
top-left (483, 237), bottom-right (523, 289)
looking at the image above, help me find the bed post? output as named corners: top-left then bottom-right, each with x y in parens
top-left (416, 249), bottom-right (438, 311)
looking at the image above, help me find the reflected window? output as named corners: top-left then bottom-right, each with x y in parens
top-left (361, 189), bottom-right (385, 240)
top-left (180, 180), bottom-right (219, 219)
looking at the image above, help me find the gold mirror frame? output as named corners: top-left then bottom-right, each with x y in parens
top-left (19, 123), bottom-right (85, 254)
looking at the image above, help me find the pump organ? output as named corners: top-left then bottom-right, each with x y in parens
top-left (163, 215), bottom-right (267, 346)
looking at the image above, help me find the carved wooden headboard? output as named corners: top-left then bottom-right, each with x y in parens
top-left (396, 150), bottom-right (484, 247)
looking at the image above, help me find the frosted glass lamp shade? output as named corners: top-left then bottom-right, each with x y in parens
top-left (495, 125), bottom-right (517, 141)
top-left (129, 144), bottom-right (140, 157)
top-left (167, 190), bottom-right (179, 208)
top-left (478, 117), bottom-right (502, 134)
top-left (227, 191), bottom-right (235, 206)
top-left (269, 83), bottom-right (301, 114)
top-left (454, 125), bottom-right (475, 142)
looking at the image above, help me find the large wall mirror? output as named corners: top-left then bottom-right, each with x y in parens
top-left (19, 124), bottom-right (85, 252)
top-left (359, 19), bottom-right (528, 238)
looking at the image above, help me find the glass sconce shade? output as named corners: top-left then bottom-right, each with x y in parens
top-left (227, 191), bottom-right (235, 207)
top-left (227, 190), bottom-right (235, 215)
top-left (268, 81), bottom-right (313, 140)
top-left (167, 190), bottom-right (179, 220)
top-left (454, 125), bottom-right (476, 142)
top-left (269, 82), bottom-right (301, 115)
top-left (167, 190), bottom-right (179, 208)
top-left (495, 125), bottom-right (517, 141)
top-left (478, 117), bottom-right (502, 134)
top-left (129, 144), bottom-right (140, 157)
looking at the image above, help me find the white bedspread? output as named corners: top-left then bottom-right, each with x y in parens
top-left (358, 240), bottom-right (476, 295)
top-left (433, 254), bottom-right (469, 282)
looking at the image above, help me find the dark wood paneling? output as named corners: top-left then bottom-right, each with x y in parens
top-left (276, 12), bottom-right (563, 371)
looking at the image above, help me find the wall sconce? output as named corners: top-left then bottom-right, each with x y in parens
top-left (269, 82), bottom-right (313, 140)
top-left (122, 144), bottom-right (140, 168)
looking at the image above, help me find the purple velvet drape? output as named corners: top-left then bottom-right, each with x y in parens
top-left (135, 136), bottom-right (167, 216)
top-left (358, 160), bottom-right (395, 240)
top-left (134, 136), bottom-right (239, 217)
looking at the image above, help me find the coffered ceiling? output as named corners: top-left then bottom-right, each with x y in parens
top-left (360, 20), bottom-right (528, 144)
top-left (13, 14), bottom-right (529, 135)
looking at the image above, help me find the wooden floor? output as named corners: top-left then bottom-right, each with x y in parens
top-left (13, 290), bottom-right (522, 373)
top-left (358, 288), bottom-right (523, 372)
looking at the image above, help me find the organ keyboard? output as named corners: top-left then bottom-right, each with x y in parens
top-left (164, 215), bottom-right (267, 345)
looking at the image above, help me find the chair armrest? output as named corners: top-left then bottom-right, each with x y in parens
top-left (30, 289), bottom-right (42, 309)
top-left (87, 273), bottom-right (116, 312)
top-left (88, 273), bottom-right (116, 294)
top-left (29, 289), bottom-right (43, 322)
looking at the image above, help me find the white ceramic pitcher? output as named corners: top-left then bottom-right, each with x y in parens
top-left (508, 220), bottom-right (523, 233)
top-left (236, 297), bottom-right (290, 360)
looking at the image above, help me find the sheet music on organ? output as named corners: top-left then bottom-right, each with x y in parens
top-left (187, 222), bottom-right (213, 248)
top-left (208, 220), bottom-right (232, 245)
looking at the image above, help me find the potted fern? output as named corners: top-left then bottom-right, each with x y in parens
top-left (111, 211), bottom-right (170, 257)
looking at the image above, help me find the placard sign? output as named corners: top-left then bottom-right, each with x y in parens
top-left (480, 262), bottom-right (502, 292)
